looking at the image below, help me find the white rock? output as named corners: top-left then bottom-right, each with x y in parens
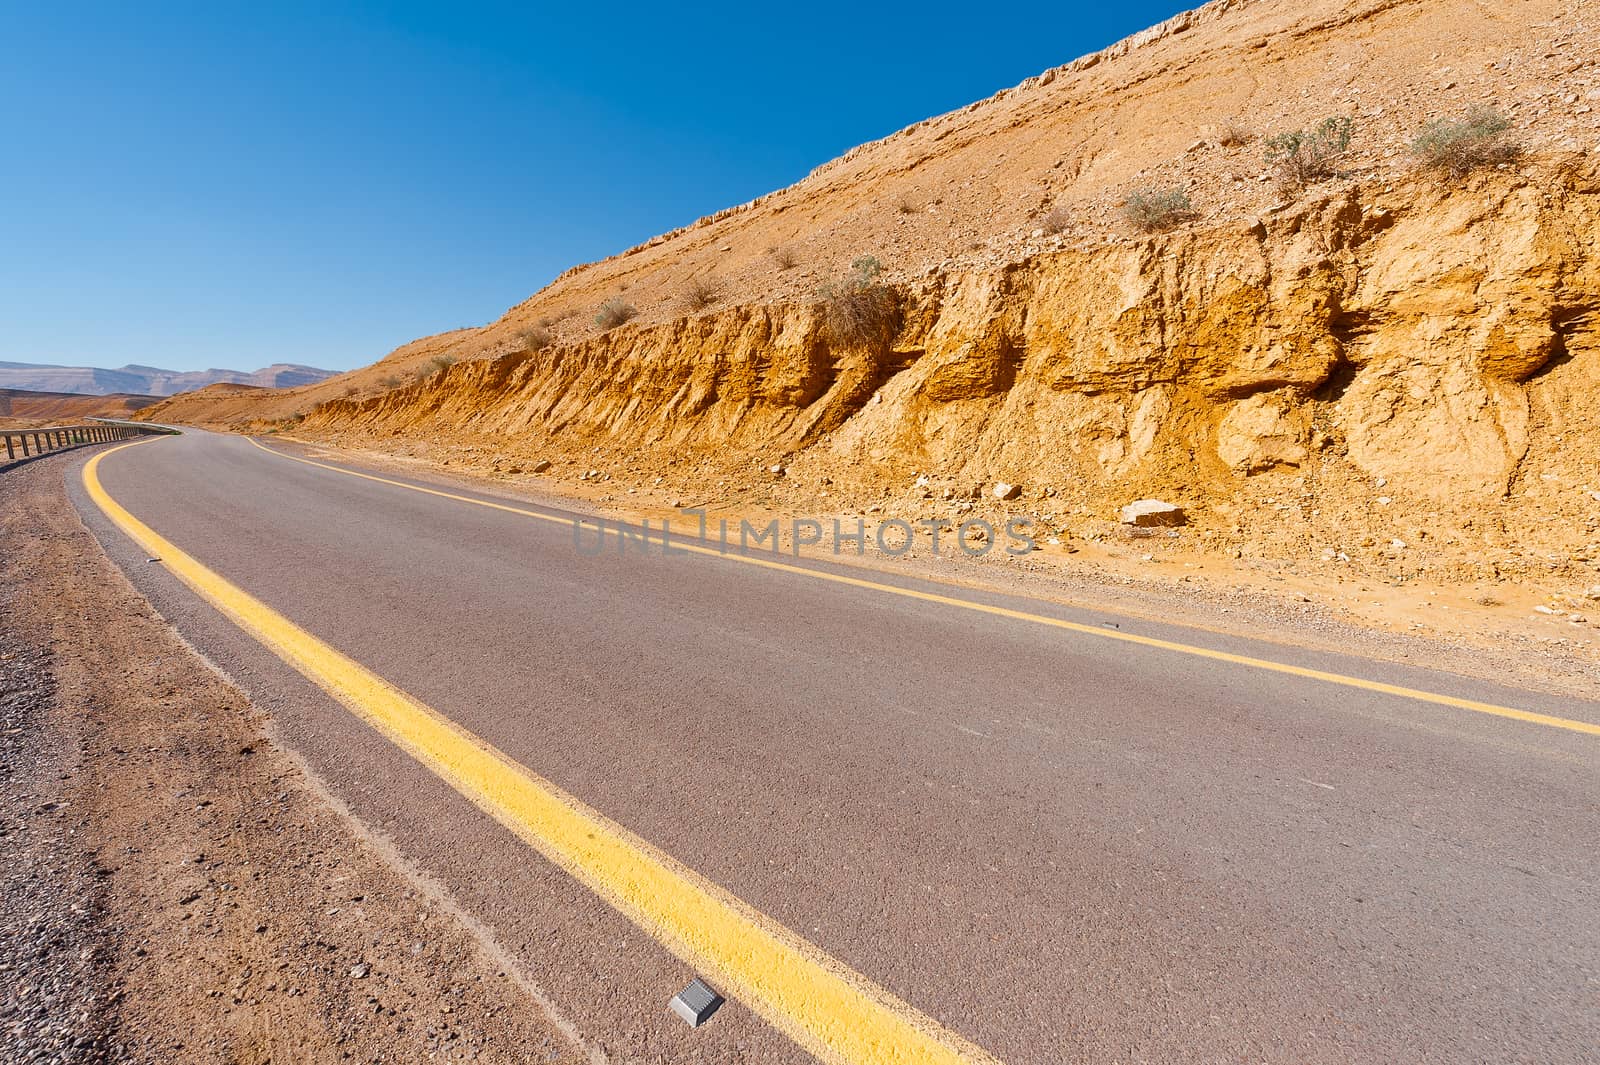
top-left (1389, 538), bottom-right (1407, 550)
top-left (1534, 605), bottom-right (1559, 616)
top-left (1119, 499), bottom-right (1186, 527)
top-left (992, 482), bottom-right (1022, 500)
top-left (1377, 496), bottom-right (1393, 506)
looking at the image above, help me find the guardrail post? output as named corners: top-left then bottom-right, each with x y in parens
top-left (4, 436), bottom-right (12, 461)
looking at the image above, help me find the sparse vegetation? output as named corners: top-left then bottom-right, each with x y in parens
top-left (1264, 116), bottom-right (1354, 193)
top-left (420, 355), bottom-right (456, 380)
top-left (770, 246), bottom-right (799, 270)
top-left (379, 374), bottom-right (403, 389)
top-left (1217, 118), bottom-right (1252, 148)
top-left (683, 276), bottom-right (721, 311)
top-left (593, 297), bottom-right (638, 331)
top-left (896, 195), bottom-right (919, 215)
top-left (1411, 107), bottom-right (1521, 177)
top-left (1122, 186), bottom-right (1196, 233)
top-left (1041, 206), bottom-right (1071, 235)
top-left (816, 256), bottom-right (899, 349)
top-left (519, 325), bottom-right (553, 351)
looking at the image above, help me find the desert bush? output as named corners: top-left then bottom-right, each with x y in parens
top-left (1041, 206), bottom-right (1072, 235)
top-left (1217, 118), bottom-right (1252, 148)
top-left (1122, 186), bottom-right (1196, 232)
top-left (1411, 107), bottom-right (1521, 177)
top-left (896, 195), bottom-right (919, 215)
top-left (683, 276), bottom-right (720, 311)
top-left (379, 374), bottom-right (403, 389)
top-left (415, 355), bottom-right (456, 382)
top-left (593, 297), bottom-right (637, 330)
top-left (816, 256), bottom-right (899, 349)
top-left (770, 246), bottom-right (799, 270)
top-left (519, 325), bottom-right (552, 351)
top-left (1265, 116), bottom-right (1354, 193)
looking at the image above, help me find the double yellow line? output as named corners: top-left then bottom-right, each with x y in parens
top-left (83, 440), bottom-right (1002, 1065)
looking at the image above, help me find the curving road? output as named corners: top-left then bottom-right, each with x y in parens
top-left (71, 429), bottom-right (1600, 1065)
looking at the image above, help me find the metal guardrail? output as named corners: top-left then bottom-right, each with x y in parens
top-left (1, 420), bottom-right (173, 464)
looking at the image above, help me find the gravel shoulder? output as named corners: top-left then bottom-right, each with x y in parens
top-left (1, 448), bottom-right (587, 1063)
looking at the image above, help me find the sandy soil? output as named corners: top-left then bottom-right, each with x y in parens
top-left (0, 450), bottom-right (588, 1063)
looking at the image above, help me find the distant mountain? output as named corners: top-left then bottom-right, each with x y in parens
top-left (0, 361), bottom-right (336, 397)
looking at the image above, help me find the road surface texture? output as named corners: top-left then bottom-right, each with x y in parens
top-left (68, 430), bottom-right (1600, 1064)
top-left (2, 447), bottom-right (584, 1063)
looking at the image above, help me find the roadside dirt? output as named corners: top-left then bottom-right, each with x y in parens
top-left (0, 450), bottom-right (587, 1063)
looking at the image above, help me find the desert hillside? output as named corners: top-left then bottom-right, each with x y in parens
top-left (0, 388), bottom-right (161, 430)
top-left (143, 0), bottom-right (1600, 599)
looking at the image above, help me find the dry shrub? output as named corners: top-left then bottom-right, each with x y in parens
top-left (770, 246), bottom-right (798, 270)
top-left (1041, 206), bottom-right (1072, 235)
top-left (683, 277), bottom-right (720, 311)
top-left (1265, 116), bottom-right (1354, 194)
top-left (593, 297), bottom-right (637, 330)
top-left (423, 355), bottom-right (456, 378)
top-left (518, 325), bottom-right (552, 351)
top-left (816, 256), bottom-right (899, 349)
top-left (1122, 186), bottom-right (1196, 233)
top-left (1217, 118), bottom-right (1252, 147)
top-left (1411, 107), bottom-right (1521, 177)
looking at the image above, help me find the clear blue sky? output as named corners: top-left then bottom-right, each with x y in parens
top-left (1, 2), bottom-right (1191, 373)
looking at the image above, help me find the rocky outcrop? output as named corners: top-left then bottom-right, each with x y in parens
top-left (306, 162), bottom-right (1596, 505)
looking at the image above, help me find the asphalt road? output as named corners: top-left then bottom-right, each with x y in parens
top-left (71, 430), bottom-right (1600, 1064)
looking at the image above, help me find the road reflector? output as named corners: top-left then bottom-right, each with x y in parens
top-left (671, 978), bottom-right (724, 1027)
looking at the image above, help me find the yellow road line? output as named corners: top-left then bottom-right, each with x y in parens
top-left (244, 436), bottom-right (1600, 739)
top-left (83, 441), bottom-right (1002, 1065)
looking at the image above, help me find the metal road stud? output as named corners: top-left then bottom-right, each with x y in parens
top-left (669, 978), bottom-right (723, 1028)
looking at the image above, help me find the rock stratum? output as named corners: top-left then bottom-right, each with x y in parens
top-left (144, 0), bottom-right (1600, 590)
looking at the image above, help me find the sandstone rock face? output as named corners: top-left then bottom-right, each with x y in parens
top-left (301, 164), bottom-right (1598, 515)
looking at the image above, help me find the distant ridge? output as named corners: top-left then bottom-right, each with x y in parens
top-left (0, 360), bottom-right (336, 397)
